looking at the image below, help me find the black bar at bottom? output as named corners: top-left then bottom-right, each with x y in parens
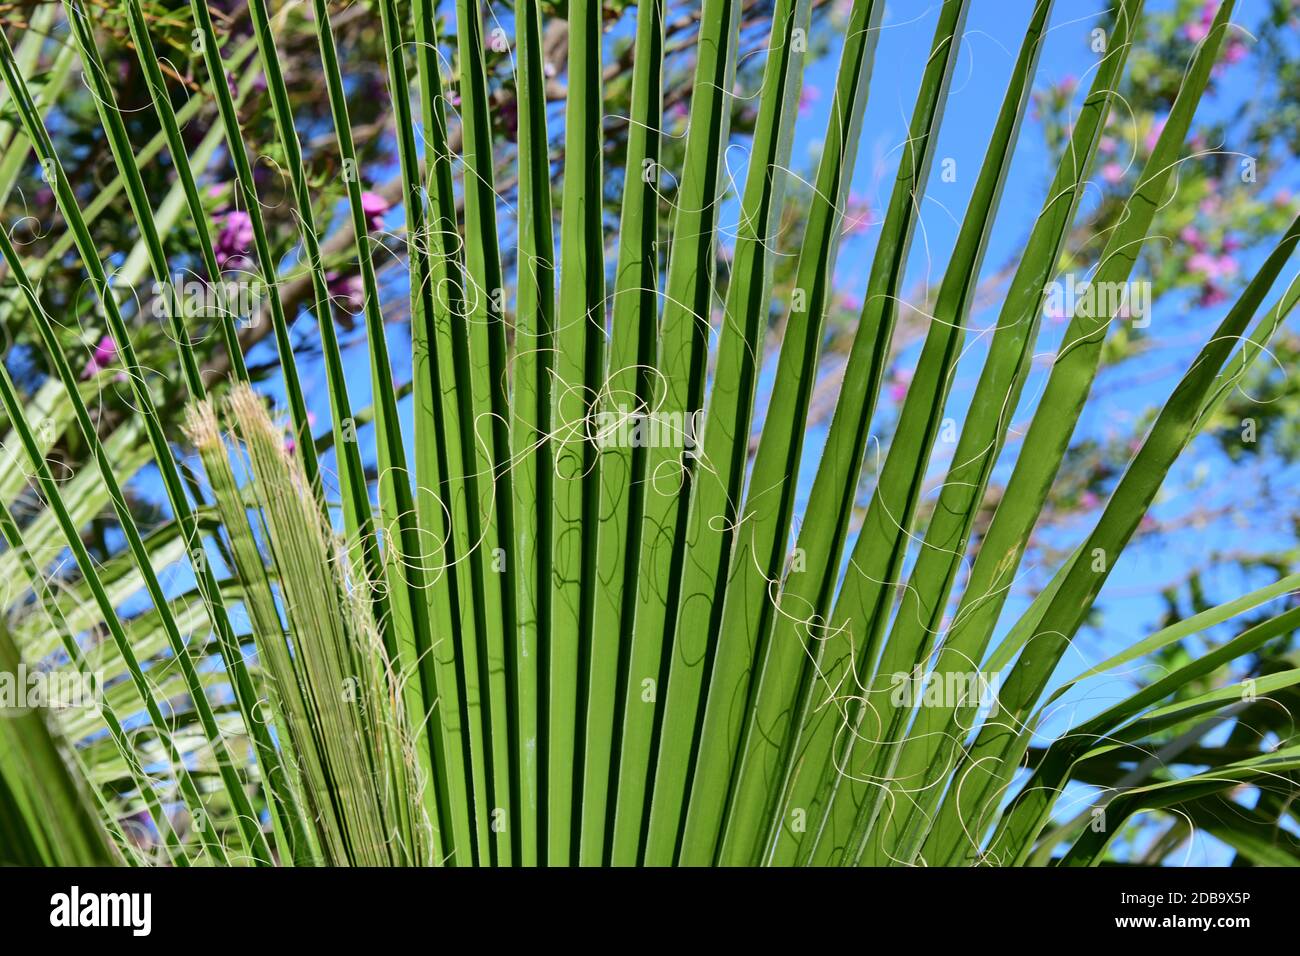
top-left (0, 864), bottom-right (1277, 942)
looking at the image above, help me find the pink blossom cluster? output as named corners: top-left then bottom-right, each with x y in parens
top-left (1180, 222), bottom-right (1240, 307)
top-left (81, 334), bottom-right (118, 380)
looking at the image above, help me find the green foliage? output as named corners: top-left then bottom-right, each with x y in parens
top-left (0, 0), bottom-right (1297, 867)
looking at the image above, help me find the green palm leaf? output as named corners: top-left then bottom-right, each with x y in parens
top-left (1, 0), bottom-right (1295, 869)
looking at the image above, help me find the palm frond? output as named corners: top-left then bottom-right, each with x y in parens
top-left (0, 0), bottom-right (1296, 868)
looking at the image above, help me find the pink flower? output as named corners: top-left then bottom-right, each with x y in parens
top-left (888, 368), bottom-right (913, 403)
top-left (1197, 283), bottom-right (1229, 307)
top-left (1050, 75), bottom-right (1081, 102)
top-left (1179, 225), bottom-right (1206, 251)
top-left (1221, 37), bottom-right (1247, 65)
top-left (835, 291), bottom-right (862, 313)
top-left (1189, 251), bottom-right (1238, 281)
top-left (1183, 0), bottom-right (1217, 43)
top-left (843, 192), bottom-right (872, 236)
top-left (1101, 162), bottom-right (1125, 184)
top-left (1144, 116), bottom-right (1167, 154)
top-left (360, 191), bottom-right (389, 232)
top-left (81, 335), bottom-right (118, 379)
top-left (282, 412), bottom-right (317, 454)
top-left (327, 270), bottom-right (365, 312)
top-left (215, 209), bottom-right (253, 270)
top-left (1098, 136), bottom-right (1118, 156)
top-left (799, 84), bottom-right (820, 116)
top-left (1187, 251), bottom-right (1219, 277)
top-left (1080, 491), bottom-right (1100, 508)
